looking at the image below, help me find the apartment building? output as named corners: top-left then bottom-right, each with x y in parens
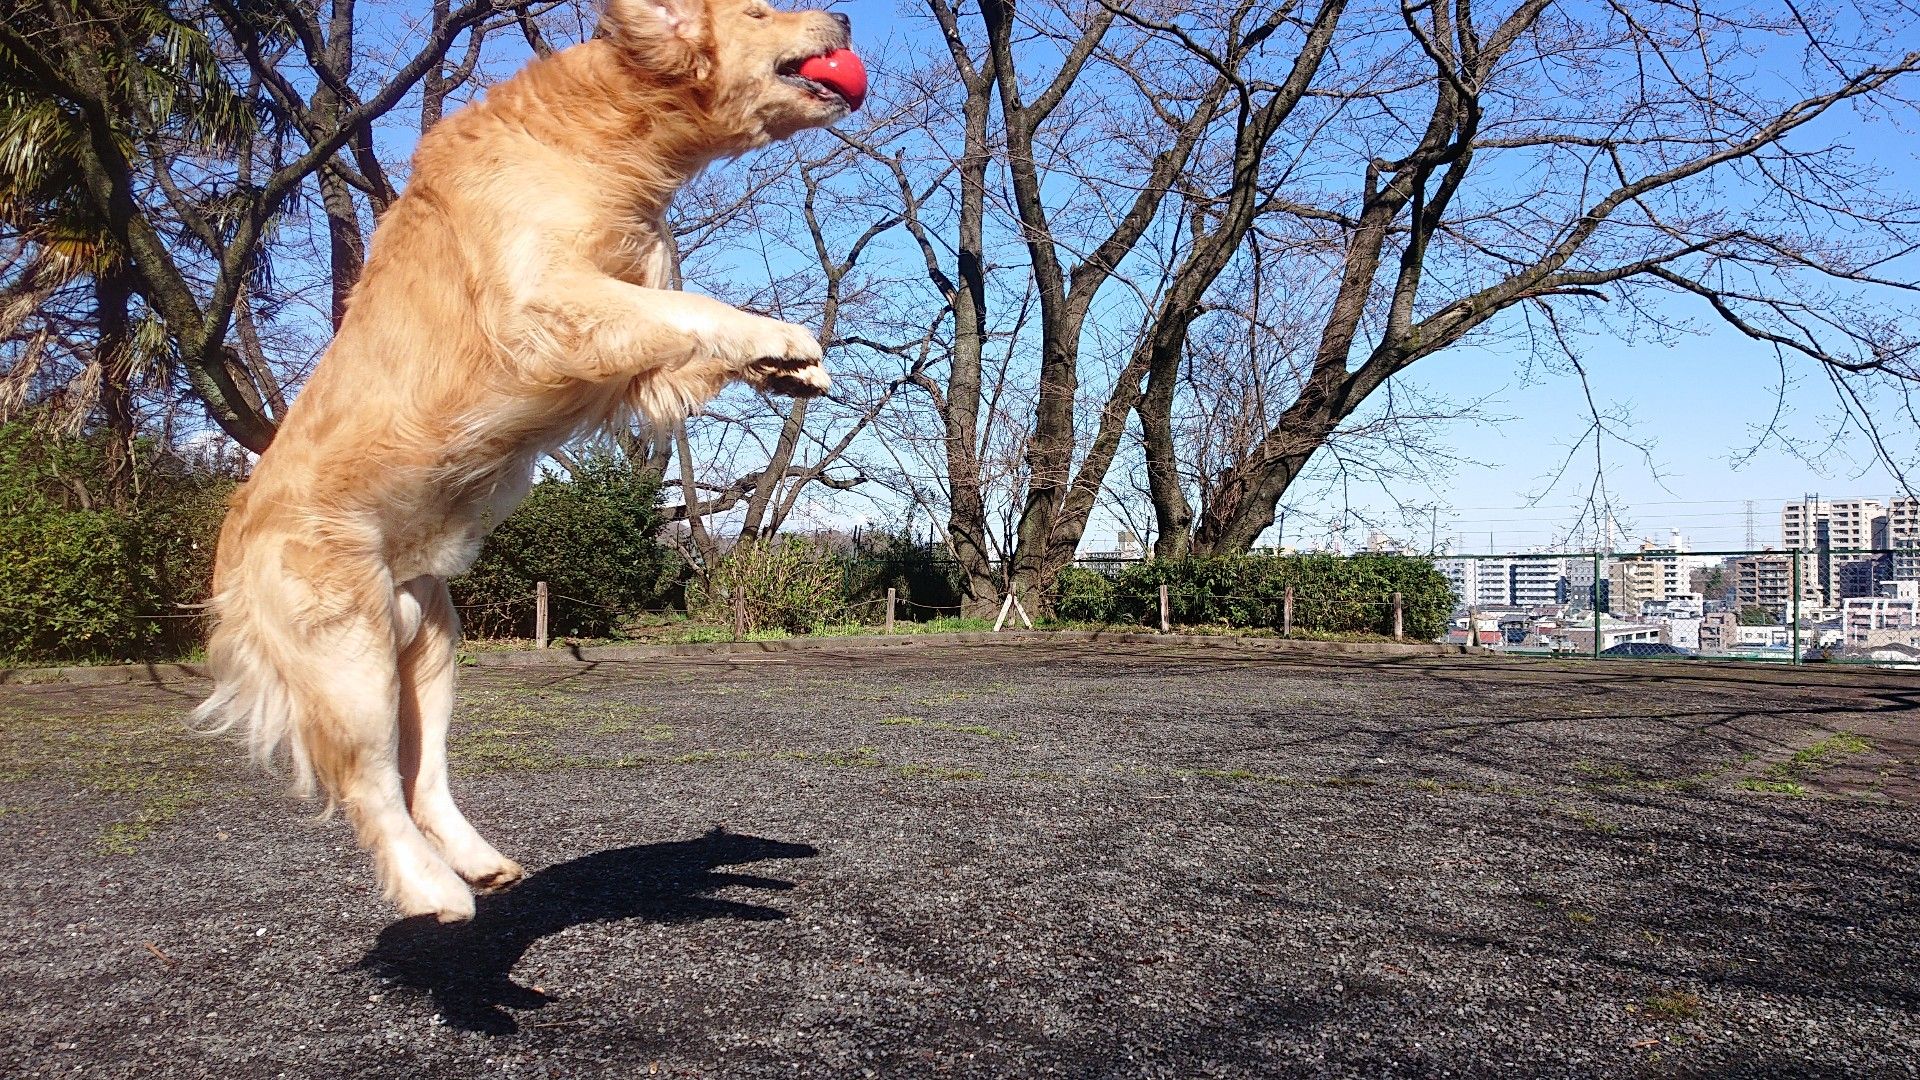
top-left (1843, 580), bottom-right (1920, 648)
top-left (1608, 560), bottom-right (1664, 616)
top-left (1783, 497), bottom-right (1889, 603)
top-left (1436, 557), bottom-right (1567, 608)
top-left (1734, 555), bottom-right (1797, 620)
top-left (1892, 498), bottom-right (1920, 580)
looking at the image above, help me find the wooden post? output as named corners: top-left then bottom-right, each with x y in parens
top-left (992, 594), bottom-right (1015, 632)
top-left (1468, 605), bottom-right (1479, 650)
top-left (534, 581), bottom-right (548, 650)
top-left (732, 585), bottom-right (746, 642)
top-left (1012, 594), bottom-right (1035, 630)
top-left (1282, 586), bottom-right (1294, 637)
top-left (884, 588), bottom-right (896, 634)
top-left (1392, 591), bottom-right (1404, 640)
top-left (1158, 584), bottom-right (1171, 633)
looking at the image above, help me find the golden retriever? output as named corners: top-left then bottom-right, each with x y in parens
top-left (195, 0), bottom-right (860, 922)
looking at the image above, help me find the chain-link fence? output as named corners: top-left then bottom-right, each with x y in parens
top-left (1439, 547), bottom-right (1920, 668)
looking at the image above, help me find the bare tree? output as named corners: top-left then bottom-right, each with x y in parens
top-left (1145, 0), bottom-right (1920, 554)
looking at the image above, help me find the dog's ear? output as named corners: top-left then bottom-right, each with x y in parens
top-left (601, 0), bottom-right (713, 77)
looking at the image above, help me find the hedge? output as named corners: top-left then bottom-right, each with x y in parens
top-left (1052, 554), bottom-right (1452, 638)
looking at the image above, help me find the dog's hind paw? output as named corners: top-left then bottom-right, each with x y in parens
top-left (392, 872), bottom-right (477, 924)
top-left (467, 860), bottom-right (527, 895)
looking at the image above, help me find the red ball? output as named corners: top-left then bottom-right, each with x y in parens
top-left (795, 48), bottom-right (867, 112)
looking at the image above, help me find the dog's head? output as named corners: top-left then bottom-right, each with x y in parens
top-left (603, 0), bottom-right (857, 146)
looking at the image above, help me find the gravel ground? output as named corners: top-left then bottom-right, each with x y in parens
top-left (2, 641), bottom-right (1917, 1078)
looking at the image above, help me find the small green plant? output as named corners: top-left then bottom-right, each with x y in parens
top-left (1643, 989), bottom-right (1704, 1021)
top-left (1737, 778), bottom-right (1806, 796)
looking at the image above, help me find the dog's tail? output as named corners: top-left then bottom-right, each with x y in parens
top-left (192, 537), bottom-right (393, 813)
top-left (192, 565), bottom-right (323, 801)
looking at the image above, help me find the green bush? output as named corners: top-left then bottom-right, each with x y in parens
top-left (0, 423), bottom-right (231, 663)
top-left (836, 531), bottom-right (964, 621)
top-left (688, 536), bottom-right (846, 633)
top-left (451, 457), bottom-right (678, 638)
top-left (1077, 553), bottom-right (1451, 638)
top-left (1051, 566), bottom-right (1117, 622)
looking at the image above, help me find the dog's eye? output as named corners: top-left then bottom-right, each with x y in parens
top-left (745, 4), bottom-right (768, 16)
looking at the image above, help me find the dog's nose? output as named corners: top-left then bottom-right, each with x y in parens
top-left (830, 11), bottom-right (851, 36)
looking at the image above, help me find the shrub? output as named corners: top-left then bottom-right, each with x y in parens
top-left (1100, 553), bottom-right (1451, 638)
top-left (836, 531), bottom-right (964, 621)
top-left (451, 457), bottom-right (678, 638)
top-left (688, 536), bottom-right (846, 633)
top-left (0, 423), bottom-right (232, 663)
top-left (1051, 566), bottom-right (1117, 622)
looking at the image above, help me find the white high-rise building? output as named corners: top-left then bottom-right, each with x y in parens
top-left (1435, 557), bottom-right (1567, 608)
top-left (1890, 498), bottom-right (1920, 581)
top-left (1782, 497), bottom-right (1887, 604)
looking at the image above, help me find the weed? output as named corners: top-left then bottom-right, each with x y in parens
top-left (1643, 989), bottom-right (1704, 1022)
top-left (1554, 805), bottom-right (1619, 834)
top-left (1736, 778), bottom-right (1806, 796)
top-left (1765, 732), bottom-right (1871, 781)
top-left (896, 764), bottom-right (984, 781)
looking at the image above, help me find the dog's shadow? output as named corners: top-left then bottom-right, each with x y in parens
top-left (358, 828), bottom-right (819, 1034)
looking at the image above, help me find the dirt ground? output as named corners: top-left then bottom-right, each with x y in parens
top-left (1, 641), bottom-right (1917, 1078)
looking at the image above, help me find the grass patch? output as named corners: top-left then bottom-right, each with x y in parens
top-left (874, 716), bottom-right (1015, 740)
top-left (1643, 989), bottom-right (1705, 1022)
top-left (1172, 766), bottom-right (1307, 788)
top-left (450, 723), bottom-right (584, 770)
top-left (895, 763), bottom-right (984, 781)
top-left (1765, 732), bottom-right (1871, 781)
top-left (1736, 777), bottom-right (1806, 796)
top-left (82, 757), bottom-right (206, 855)
top-left (1554, 804), bottom-right (1620, 834)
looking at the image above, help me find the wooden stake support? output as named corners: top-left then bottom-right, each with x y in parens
top-left (534, 581), bottom-right (549, 650)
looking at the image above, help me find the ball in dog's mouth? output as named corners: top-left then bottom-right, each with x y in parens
top-left (777, 48), bottom-right (866, 112)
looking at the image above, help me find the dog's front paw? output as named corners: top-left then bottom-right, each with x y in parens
top-left (729, 317), bottom-right (829, 398)
top-left (745, 352), bottom-right (832, 398)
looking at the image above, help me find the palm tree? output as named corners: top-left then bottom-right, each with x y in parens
top-left (0, 0), bottom-right (253, 496)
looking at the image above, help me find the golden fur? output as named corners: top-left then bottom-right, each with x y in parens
top-left (195, 0), bottom-right (853, 921)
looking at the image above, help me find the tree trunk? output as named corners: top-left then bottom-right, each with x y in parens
top-left (93, 267), bottom-right (136, 502)
top-left (936, 30), bottom-right (1001, 616)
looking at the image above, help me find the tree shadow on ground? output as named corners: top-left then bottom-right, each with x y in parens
top-left (358, 828), bottom-right (819, 1034)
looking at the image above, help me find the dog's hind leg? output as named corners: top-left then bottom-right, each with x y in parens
top-left (287, 573), bottom-right (474, 922)
top-left (397, 576), bottom-right (525, 894)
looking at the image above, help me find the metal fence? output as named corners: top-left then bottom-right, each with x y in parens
top-left (1438, 546), bottom-right (1919, 668)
